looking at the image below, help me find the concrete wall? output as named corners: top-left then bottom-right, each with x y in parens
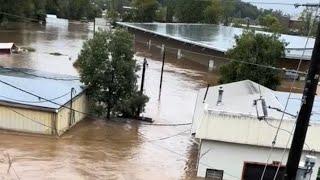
top-left (56, 93), bottom-right (88, 135)
top-left (197, 140), bottom-right (320, 180)
top-left (0, 105), bottom-right (53, 134)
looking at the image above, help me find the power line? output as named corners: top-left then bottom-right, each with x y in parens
top-left (135, 39), bottom-right (308, 75)
top-left (260, 4), bottom-right (320, 180)
top-left (5, 107), bottom-right (53, 129)
top-left (0, 91), bottom-right (71, 104)
top-left (1, 68), bottom-right (80, 81)
top-left (0, 78), bottom-right (193, 127)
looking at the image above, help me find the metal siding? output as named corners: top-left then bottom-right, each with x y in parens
top-left (196, 112), bottom-right (320, 152)
top-left (0, 105), bottom-right (53, 134)
top-left (56, 93), bottom-right (88, 135)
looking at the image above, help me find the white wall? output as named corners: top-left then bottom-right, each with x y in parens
top-left (0, 105), bottom-right (53, 135)
top-left (57, 93), bottom-right (88, 135)
top-left (197, 140), bottom-right (320, 180)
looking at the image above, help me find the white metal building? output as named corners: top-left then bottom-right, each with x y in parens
top-left (192, 80), bottom-right (320, 180)
top-left (0, 43), bottom-right (17, 54)
top-left (0, 68), bottom-right (88, 136)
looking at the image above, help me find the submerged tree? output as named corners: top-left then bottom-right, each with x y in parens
top-left (219, 31), bottom-right (286, 90)
top-left (77, 29), bottom-right (149, 118)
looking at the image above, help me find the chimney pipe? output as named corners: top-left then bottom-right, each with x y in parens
top-left (217, 87), bottom-right (223, 105)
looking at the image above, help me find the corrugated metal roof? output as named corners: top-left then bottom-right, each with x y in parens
top-left (118, 22), bottom-right (313, 60)
top-left (192, 80), bottom-right (320, 151)
top-left (0, 43), bottom-right (15, 50)
top-left (0, 67), bottom-right (84, 111)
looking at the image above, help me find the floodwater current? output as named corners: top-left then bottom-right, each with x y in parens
top-left (0, 18), bottom-right (211, 179)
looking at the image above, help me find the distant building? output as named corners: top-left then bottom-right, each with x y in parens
top-left (288, 17), bottom-right (303, 30)
top-left (192, 80), bottom-right (320, 180)
top-left (118, 22), bottom-right (314, 72)
top-left (0, 43), bottom-right (17, 54)
top-left (0, 68), bottom-right (88, 136)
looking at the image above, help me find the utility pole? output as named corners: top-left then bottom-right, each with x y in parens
top-left (140, 58), bottom-right (148, 94)
top-left (93, 18), bottom-right (96, 37)
top-left (159, 47), bottom-right (166, 100)
top-left (137, 58), bottom-right (148, 117)
top-left (284, 3), bottom-right (320, 179)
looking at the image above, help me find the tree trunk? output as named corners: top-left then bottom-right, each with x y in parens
top-left (107, 105), bottom-right (111, 119)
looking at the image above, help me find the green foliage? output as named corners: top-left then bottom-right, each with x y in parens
top-left (175, 0), bottom-right (209, 23)
top-left (221, 0), bottom-right (235, 25)
top-left (133, 0), bottom-right (159, 22)
top-left (106, 9), bottom-right (119, 25)
top-left (77, 29), bottom-right (149, 118)
top-left (0, 0), bottom-right (101, 22)
top-left (155, 6), bottom-right (167, 22)
top-left (298, 8), bottom-right (317, 36)
top-left (203, 0), bottom-right (222, 24)
top-left (219, 31), bottom-right (286, 90)
top-left (232, 1), bottom-right (259, 19)
top-left (114, 93), bottom-right (149, 118)
top-left (163, 0), bottom-right (175, 22)
top-left (259, 14), bottom-right (283, 33)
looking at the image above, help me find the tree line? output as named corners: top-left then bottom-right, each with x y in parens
top-left (0, 0), bottom-right (102, 22)
top-left (109, 0), bottom-right (315, 36)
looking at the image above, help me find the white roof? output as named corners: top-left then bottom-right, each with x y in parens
top-left (0, 67), bottom-right (84, 112)
top-left (192, 80), bottom-right (320, 151)
top-left (192, 80), bottom-right (293, 134)
top-left (0, 43), bottom-right (15, 50)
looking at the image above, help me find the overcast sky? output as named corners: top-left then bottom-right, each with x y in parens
top-left (242, 0), bottom-right (318, 16)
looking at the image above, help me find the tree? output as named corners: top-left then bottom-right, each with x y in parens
top-left (203, 0), bottom-right (222, 24)
top-left (221, 0), bottom-right (235, 26)
top-left (259, 14), bottom-right (283, 33)
top-left (298, 8), bottom-right (317, 36)
top-left (175, 0), bottom-right (209, 23)
top-left (163, 0), bottom-right (176, 22)
top-left (77, 29), bottom-right (148, 118)
top-left (133, 0), bottom-right (159, 22)
top-left (219, 31), bottom-right (286, 90)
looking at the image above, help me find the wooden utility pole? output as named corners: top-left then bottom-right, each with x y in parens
top-left (284, 4), bottom-right (320, 179)
top-left (137, 58), bottom-right (148, 117)
top-left (159, 47), bottom-right (166, 100)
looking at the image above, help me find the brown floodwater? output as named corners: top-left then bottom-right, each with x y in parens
top-left (0, 18), bottom-right (213, 179)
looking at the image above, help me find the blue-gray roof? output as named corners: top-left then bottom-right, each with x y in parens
top-left (0, 67), bottom-right (85, 111)
top-left (118, 22), bottom-right (314, 60)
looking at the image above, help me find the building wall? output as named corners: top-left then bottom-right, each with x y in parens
top-left (196, 111), bottom-right (320, 152)
top-left (0, 105), bottom-right (53, 134)
top-left (128, 28), bottom-right (310, 72)
top-left (56, 93), bottom-right (88, 135)
top-left (197, 140), bottom-right (320, 180)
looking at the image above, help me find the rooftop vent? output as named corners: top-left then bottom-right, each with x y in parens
top-left (217, 87), bottom-right (223, 105)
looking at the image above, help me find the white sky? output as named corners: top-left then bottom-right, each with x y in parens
top-left (242, 0), bottom-right (318, 16)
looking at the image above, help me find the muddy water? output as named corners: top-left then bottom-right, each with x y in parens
top-left (0, 18), bottom-right (212, 179)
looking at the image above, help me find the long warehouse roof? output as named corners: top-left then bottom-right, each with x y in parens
top-left (0, 67), bottom-right (84, 112)
top-left (118, 22), bottom-right (314, 60)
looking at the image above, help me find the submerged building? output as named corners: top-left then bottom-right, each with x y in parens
top-left (118, 22), bottom-right (313, 72)
top-left (0, 68), bottom-right (87, 136)
top-left (0, 43), bottom-right (17, 54)
top-left (192, 80), bottom-right (320, 180)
